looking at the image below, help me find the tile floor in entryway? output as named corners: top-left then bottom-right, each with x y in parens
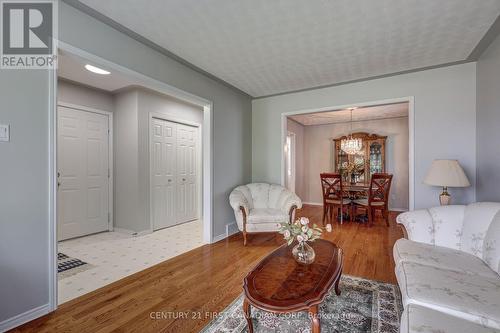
top-left (58, 219), bottom-right (204, 304)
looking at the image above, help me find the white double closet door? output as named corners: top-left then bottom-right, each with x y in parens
top-left (57, 106), bottom-right (110, 241)
top-left (151, 118), bottom-right (199, 230)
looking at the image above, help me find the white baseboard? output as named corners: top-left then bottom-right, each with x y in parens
top-left (303, 201), bottom-right (323, 206)
top-left (212, 233), bottom-right (227, 243)
top-left (212, 221), bottom-right (240, 243)
top-left (0, 303), bottom-right (51, 332)
top-left (226, 222), bottom-right (239, 237)
top-left (113, 227), bottom-right (152, 237)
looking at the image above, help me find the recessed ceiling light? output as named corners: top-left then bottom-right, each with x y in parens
top-left (85, 64), bottom-right (110, 75)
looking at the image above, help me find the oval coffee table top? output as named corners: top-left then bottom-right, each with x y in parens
top-left (243, 239), bottom-right (343, 312)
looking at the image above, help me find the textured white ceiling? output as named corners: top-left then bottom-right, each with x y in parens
top-left (79, 0), bottom-right (500, 97)
top-left (58, 50), bottom-right (137, 91)
top-left (289, 103), bottom-right (408, 126)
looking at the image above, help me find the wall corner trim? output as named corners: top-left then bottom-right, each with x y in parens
top-left (467, 14), bottom-right (500, 61)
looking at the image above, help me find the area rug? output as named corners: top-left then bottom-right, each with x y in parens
top-left (57, 252), bottom-right (94, 280)
top-left (201, 275), bottom-right (402, 333)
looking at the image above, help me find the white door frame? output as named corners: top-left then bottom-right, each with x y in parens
top-left (49, 42), bottom-right (214, 312)
top-left (285, 131), bottom-right (296, 193)
top-left (148, 112), bottom-right (202, 231)
top-left (280, 96), bottom-right (415, 211)
top-left (57, 102), bottom-right (114, 236)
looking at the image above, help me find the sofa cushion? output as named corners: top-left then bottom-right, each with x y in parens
top-left (394, 238), bottom-right (498, 279)
top-left (247, 208), bottom-right (288, 224)
top-left (246, 183), bottom-right (270, 208)
top-left (484, 211), bottom-right (500, 274)
top-left (461, 202), bottom-right (500, 258)
top-left (400, 304), bottom-right (499, 333)
top-left (396, 261), bottom-right (500, 329)
top-left (245, 221), bottom-right (282, 233)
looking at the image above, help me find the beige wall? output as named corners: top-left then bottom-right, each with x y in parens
top-left (58, 79), bottom-right (114, 112)
top-left (286, 118), bottom-right (305, 199)
top-left (301, 117), bottom-right (409, 210)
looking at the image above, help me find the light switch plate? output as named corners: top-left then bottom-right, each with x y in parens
top-left (0, 124), bottom-right (10, 142)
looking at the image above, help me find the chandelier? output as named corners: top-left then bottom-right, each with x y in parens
top-left (341, 108), bottom-right (362, 155)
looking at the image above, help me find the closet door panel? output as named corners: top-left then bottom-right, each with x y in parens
top-left (151, 118), bottom-right (177, 230)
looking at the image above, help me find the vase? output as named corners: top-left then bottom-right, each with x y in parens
top-left (292, 241), bottom-right (315, 265)
top-left (350, 173), bottom-right (356, 185)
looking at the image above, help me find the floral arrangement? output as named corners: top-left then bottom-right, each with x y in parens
top-left (279, 217), bottom-right (322, 246)
top-left (339, 160), bottom-right (364, 181)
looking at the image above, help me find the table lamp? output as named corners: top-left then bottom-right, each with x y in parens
top-left (423, 159), bottom-right (470, 205)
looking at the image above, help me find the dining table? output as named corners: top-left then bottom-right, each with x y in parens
top-left (336, 183), bottom-right (370, 223)
top-left (343, 182), bottom-right (369, 199)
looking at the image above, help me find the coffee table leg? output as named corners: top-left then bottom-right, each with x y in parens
top-left (309, 305), bottom-right (320, 333)
top-left (243, 297), bottom-right (253, 333)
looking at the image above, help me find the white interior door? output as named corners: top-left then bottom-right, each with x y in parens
top-left (151, 118), bottom-right (199, 230)
top-left (57, 106), bottom-right (110, 240)
top-left (151, 118), bottom-right (177, 230)
top-left (176, 123), bottom-right (198, 223)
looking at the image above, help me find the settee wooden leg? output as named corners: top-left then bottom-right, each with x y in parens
top-left (289, 205), bottom-right (298, 224)
top-left (240, 206), bottom-right (248, 246)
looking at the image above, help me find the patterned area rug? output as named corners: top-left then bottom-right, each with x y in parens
top-left (201, 275), bottom-right (402, 333)
top-left (58, 253), bottom-right (94, 280)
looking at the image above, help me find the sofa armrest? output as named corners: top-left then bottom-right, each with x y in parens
top-left (229, 190), bottom-right (249, 215)
top-left (281, 192), bottom-right (302, 222)
top-left (396, 210), bottom-right (435, 245)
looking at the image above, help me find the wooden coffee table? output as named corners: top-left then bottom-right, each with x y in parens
top-left (242, 239), bottom-right (343, 333)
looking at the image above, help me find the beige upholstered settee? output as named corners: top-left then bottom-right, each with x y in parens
top-left (229, 183), bottom-right (302, 245)
top-left (396, 202), bottom-right (500, 333)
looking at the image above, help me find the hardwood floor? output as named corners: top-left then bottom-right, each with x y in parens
top-left (14, 205), bottom-right (403, 333)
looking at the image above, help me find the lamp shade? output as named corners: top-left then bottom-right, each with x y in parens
top-left (424, 159), bottom-right (470, 187)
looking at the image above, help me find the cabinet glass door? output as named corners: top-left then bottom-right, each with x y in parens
top-left (369, 142), bottom-right (383, 178)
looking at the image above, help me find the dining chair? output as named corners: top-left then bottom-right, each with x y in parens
top-left (320, 173), bottom-right (351, 225)
top-left (352, 173), bottom-right (393, 226)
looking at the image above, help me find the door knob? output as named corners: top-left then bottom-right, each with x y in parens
top-left (168, 179), bottom-right (172, 182)
top-left (182, 178), bottom-right (186, 181)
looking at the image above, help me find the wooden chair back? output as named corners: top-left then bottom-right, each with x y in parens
top-left (320, 173), bottom-right (343, 203)
top-left (368, 173), bottom-right (393, 205)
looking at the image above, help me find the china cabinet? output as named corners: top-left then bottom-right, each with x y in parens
top-left (333, 132), bottom-right (387, 184)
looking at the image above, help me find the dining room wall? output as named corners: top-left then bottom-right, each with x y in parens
top-left (301, 116), bottom-right (409, 210)
top-left (252, 62), bottom-right (477, 210)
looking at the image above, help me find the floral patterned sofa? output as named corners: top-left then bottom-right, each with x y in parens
top-left (229, 183), bottom-right (302, 246)
top-left (395, 202), bottom-right (500, 333)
